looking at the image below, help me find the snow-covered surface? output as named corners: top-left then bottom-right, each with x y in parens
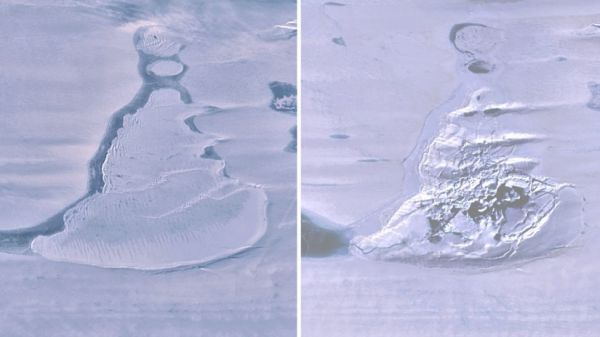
top-left (0, 0), bottom-right (296, 335)
top-left (302, 0), bottom-right (600, 335)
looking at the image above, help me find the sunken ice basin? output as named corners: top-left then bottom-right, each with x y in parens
top-left (32, 90), bottom-right (268, 270)
top-left (134, 25), bottom-right (185, 58)
top-left (343, 20), bottom-right (589, 266)
top-left (351, 176), bottom-right (584, 264)
top-left (351, 89), bottom-right (585, 265)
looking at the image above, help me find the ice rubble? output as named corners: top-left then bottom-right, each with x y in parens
top-left (346, 23), bottom-right (585, 264)
top-left (351, 90), bottom-right (583, 262)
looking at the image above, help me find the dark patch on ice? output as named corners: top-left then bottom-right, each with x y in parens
top-left (269, 81), bottom-right (297, 114)
top-left (587, 82), bottom-right (600, 111)
top-left (483, 108), bottom-right (504, 116)
top-left (329, 133), bottom-right (350, 139)
top-left (285, 125), bottom-right (297, 153)
top-left (332, 36), bottom-right (346, 46)
top-left (324, 1), bottom-right (346, 6)
top-left (467, 60), bottom-right (494, 74)
top-left (184, 116), bottom-right (202, 133)
top-left (556, 56), bottom-right (567, 62)
top-left (301, 215), bottom-right (349, 257)
top-left (201, 146), bottom-right (222, 160)
top-left (482, 107), bottom-right (523, 117)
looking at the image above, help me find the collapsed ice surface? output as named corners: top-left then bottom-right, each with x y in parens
top-left (269, 81), bottom-right (297, 114)
top-left (351, 89), bottom-right (584, 264)
top-left (351, 95), bottom-right (584, 263)
top-left (352, 92), bottom-right (581, 260)
top-left (32, 176), bottom-right (267, 270)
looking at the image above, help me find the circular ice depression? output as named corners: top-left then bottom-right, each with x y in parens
top-left (147, 60), bottom-right (184, 76)
top-left (134, 26), bottom-right (184, 57)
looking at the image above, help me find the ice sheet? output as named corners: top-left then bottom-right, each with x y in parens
top-left (302, 0), bottom-right (600, 335)
top-left (0, 0), bottom-right (296, 335)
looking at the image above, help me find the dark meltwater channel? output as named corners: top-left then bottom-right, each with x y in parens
top-left (0, 25), bottom-right (191, 253)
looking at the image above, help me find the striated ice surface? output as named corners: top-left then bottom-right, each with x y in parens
top-left (270, 81), bottom-right (297, 114)
top-left (19, 22), bottom-right (271, 270)
top-left (31, 91), bottom-right (269, 270)
top-left (147, 60), bottom-right (184, 76)
top-left (0, 2), bottom-right (298, 271)
top-left (351, 89), bottom-right (584, 263)
top-left (0, 0), bottom-right (296, 335)
top-left (302, 1), bottom-right (600, 336)
top-left (0, 3), bottom-right (140, 231)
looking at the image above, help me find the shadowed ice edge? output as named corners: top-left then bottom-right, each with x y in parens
top-left (0, 26), bottom-right (256, 271)
top-left (349, 23), bottom-right (585, 265)
top-left (0, 27), bottom-right (191, 254)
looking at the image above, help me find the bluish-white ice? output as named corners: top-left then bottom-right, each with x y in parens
top-left (0, 1), bottom-right (296, 335)
top-left (302, 0), bottom-right (600, 336)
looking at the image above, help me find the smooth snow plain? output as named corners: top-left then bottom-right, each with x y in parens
top-left (0, 1), bottom-right (296, 336)
top-left (302, 0), bottom-right (600, 336)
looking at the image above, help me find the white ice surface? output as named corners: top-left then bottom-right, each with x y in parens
top-left (302, 0), bottom-right (600, 336)
top-left (31, 91), bottom-right (271, 270)
top-left (0, 4), bottom-right (140, 230)
top-left (0, 0), bottom-right (296, 335)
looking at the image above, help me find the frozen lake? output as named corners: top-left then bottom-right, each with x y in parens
top-left (0, 0), bottom-right (296, 335)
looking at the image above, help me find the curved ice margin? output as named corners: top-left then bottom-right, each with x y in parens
top-left (0, 26), bottom-right (190, 253)
top-left (0, 26), bottom-right (268, 270)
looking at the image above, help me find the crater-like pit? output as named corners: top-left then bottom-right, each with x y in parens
top-left (467, 60), bottom-right (495, 74)
top-left (134, 26), bottom-right (185, 57)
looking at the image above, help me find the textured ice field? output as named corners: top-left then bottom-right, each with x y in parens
top-left (0, 1), bottom-right (296, 335)
top-left (302, 0), bottom-right (600, 336)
